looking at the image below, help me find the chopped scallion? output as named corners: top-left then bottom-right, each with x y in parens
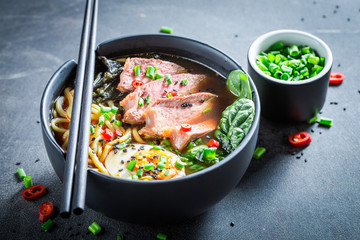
top-left (195, 138), bottom-right (202, 144)
top-left (104, 113), bottom-right (111, 119)
top-left (319, 117), bottom-right (333, 127)
top-left (99, 115), bottom-right (105, 125)
top-left (160, 26), bottom-right (173, 34)
top-left (100, 105), bottom-right (111, 113)
top-left (114, 120), bottom-right (122, 126)
top-left (132, 175), bottom-right (138, 180)
top-left (157, 162), bottom-right (166, 170)
top-left (202, 107), bottom-right (212, 114)
top-left (24, 176), bottom-right (33, 188)
top-left (153, 146), bottom-right (161, 150)
top-left (111, 106), bottom-right (118, 114)
top-left (253, 147), bottom-right (266, 159)
top-left (175, 159), bottom-right (186, 169)
top-left (164, 169), bottom-right (170, 176)
top-left (165, 74), bottom-right (172, 85)
top-left (157, 233), bottom-right (168, 240)
top-left (162, 139), bottom-right (171, 146)
top-left (136, 169), bottom-right (144, 178)
top-left (146, 66), bottom-right (156, 79)
top-left (144, 163), bottom-right (155, 170)
top-left (181, 78), bottom-right (188, 86)
top-left (90, 125), bottom-right (95, 134)
top-left (127, 160), bottom-right (137, 171)
top-left (155, 72), bottom-right (164, 79)
top-left (187, 142), bottom-right (195, 149)
top-left (17, 168), bottom-right (26, 179)
top-left (307, 114), bottom-right (318, 124)
top-left (134, 65), bottom-right (141, 76)
top-left (88, 222), bottom-right (101, 235)
top-left (138, 97), bottom-right (144, 107)
top-left (41, 219), bottom-right (54, 232)
top-left (117, 233), bottom-right (124, 240)
top-left (146, 95), bottom-right (151, 105)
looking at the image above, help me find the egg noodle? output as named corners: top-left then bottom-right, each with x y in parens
top-left (50, 87), bottom-right (147, 176)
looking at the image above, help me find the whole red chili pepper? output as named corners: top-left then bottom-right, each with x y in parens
top-left (22, 185), bottom-right (46, 201)
top-left (288, 132), bottom-right (311, 147)
top-left (329, 72), bottom-right (345, 85)
top-left (39, 201), bottom-right (54, 222)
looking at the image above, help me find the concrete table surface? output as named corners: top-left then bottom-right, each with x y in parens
top-left (0, 0), bottom-right (359, 239)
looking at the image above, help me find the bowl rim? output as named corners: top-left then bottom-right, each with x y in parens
top-left (248, 29), bottom-right (333, 85)
top-left (41, 34), bottom-right (260, 185)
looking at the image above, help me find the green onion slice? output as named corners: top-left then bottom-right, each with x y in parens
top-left (319, 117), bottom-right (333, 127)
top-left (41, 219), bottom-right (54, 232)
top-left (24, 176), bottom-right (33, 188)
top-left (253, 147), bottom-right (266, 160)
top-left (17, 168), bottom-right (26, 179)
top-left (127, 160), bottom-right (137, 171)
top-left (134, 65), bottom-right (141, 76)
top-left (88, 222), bottom-right (101, 235)
top-left (165, 74), bottom-right (172, 85)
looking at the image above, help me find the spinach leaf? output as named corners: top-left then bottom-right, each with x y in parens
top-left (183, 145), bottom-right (219, 165)
top-left (227, 70), bottom-right (252, 100)
top-left (214, 98), bottom-right (255, 154)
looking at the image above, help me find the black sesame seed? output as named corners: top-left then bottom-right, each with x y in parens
top-left (311, 129), bottom-right (314, 133)
top-left (188, 91), bottom-right (192, 95)
top-left (121, 160), bottom-right (125, 164)
top-left (322, 15), bottom-right (326, 18)
top-left (319, 132), bottom-right (322, 134)
top-left (335, 5), bottom-right (339, 9)
top-left (35, 158), bottom-right (40, 163)
top-left (36, 120), bottom-right (40, 124)
top-left (301, 17), bottom-right (304, 21)
top-left (200, 99), bottom-right (205, 103)
top-left (188, 103), bottom-right (193, 107)
top-left (296, 156), bottom-right (301, 159)
top-left (174, 81), bottom-right (178, 85)
top-left (173, 89), bottom-right (177, 92)
top-left (230, 222), bottom-right (235, 227)
top-left (347, 18), bottom-right (351, 21)
top-left (343, 108), bottom-right (346, 111)
top-left (111, 119), bottom-right (115, 123)
top-left (114, 149), bottom-right (118, 154)
top-left (181, 103), bottom-right (188, 107)
top-left (123, 149), bottom-right (127, 153)
top-left (333, 10), bottom-right (337, 14)
top-left (305, 159), bottom-right (307, 163)
top-left (15, 162), bottom-right (21, 165)
top-left (164, 89), bottom-right (168, 93)
top-left (140, 145), bottom-right (145, 150)
top-left (301, 152), bottom-right (304, 156)
top-left (235, 34), bottom-right (238, 38)
top-left (338, 63), bottom-right (341, 67)
top-left (127, 160), bottom-right (130, 163)
top-left (291, 152), bottom-right (296, 156)
top-left (118, 169), bottom-right (123, 172)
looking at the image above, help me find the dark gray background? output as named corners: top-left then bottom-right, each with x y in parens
top-left (1, 0), bottom-right (359, 239)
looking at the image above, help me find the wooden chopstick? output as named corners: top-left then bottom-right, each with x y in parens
top-left (59, 0), bottom-right (96, 218)
top-left (72, 0), bottom-right (98, 215)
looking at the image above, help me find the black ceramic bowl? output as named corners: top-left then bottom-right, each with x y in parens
top-left (41, 34), bottom-right (260, 223)
top-left (248, 29), bottom-right (333, 122)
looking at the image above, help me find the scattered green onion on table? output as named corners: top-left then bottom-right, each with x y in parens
top-left (256, 42), bottom-right (325, 81)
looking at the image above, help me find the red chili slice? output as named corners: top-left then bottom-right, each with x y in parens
top-left (114, 130), bottom-right (123, 137)
top-left (208, 139), bottom-right (220, 148)
top-left (22, 185), bottom-right (46, 201)
top-left (181, 124), bottom-right (192, 132)
top-left (102, 128), bottom-right (114, 140)
top-left (131, 80), bottom-right (144, 89)
top-left (169, 91), bottom-right (177, 97)
top-left (39, 201), bottom-right (54, 222)
top-left (288, 132), bottom-right (312, 147)
top-left (329, 72), bottom-right (345, 85)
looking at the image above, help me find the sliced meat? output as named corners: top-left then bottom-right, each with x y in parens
top-left (138, 92), bottom-right (218, 139)
top-left (117, 57), bottom-right (187, 92)
top-left (166, 120), bottom-right (218, 151)
top-left (120, 73), bottom-right (208, 124)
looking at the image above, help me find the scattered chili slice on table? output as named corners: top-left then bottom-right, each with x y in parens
top-left (22, 184), bottom-right (46, 201)
top-left (39, 201), bottom-right (54, 222)
top-left (288, 132), bottom-right (312, 147)
top-left (329, 72), bottom-right (345, 85)
top-left (181, 124), bottom-right (192, 132)
top-left (131, 80), bottom-right (144, 89)
top-left (208, 139), bottom-right (220, 148)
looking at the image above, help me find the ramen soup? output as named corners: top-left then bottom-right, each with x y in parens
top-left (50, 53), bottom-right (254, 181)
